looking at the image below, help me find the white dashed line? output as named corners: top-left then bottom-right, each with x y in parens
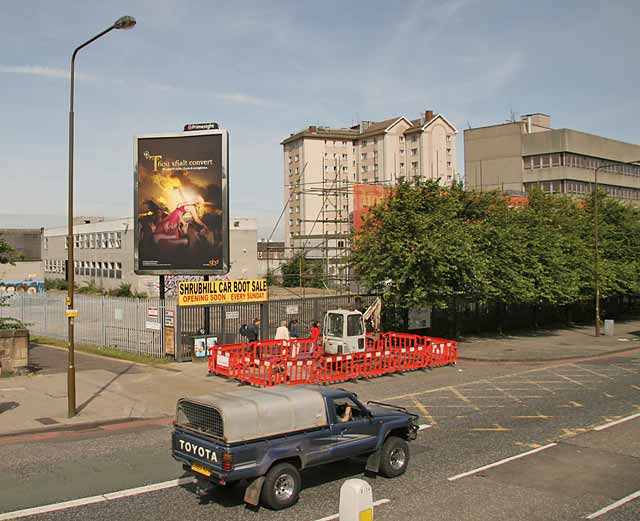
top-left (418, 424), bottom-right (432, 431)
top-left (0, 477), bottom-right (196, 520)
top-left (448, 443), bottom-right (557, 481)
top-left (593, 412), bottom-right (640, 431)
top-left (586, 489), bottom-right (640, 519)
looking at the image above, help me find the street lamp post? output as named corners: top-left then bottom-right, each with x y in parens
top-left (67, 15), bottom-right (136, 418)
top-left (592, 159), bottom-right (640, 338)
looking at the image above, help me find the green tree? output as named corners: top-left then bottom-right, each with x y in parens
top-left (280, 254), bottom-right (325, 288)
top-left (352, 181), bottom-right (492, 314)
top-left (0, 237), bottom-right (26, 330)
top-left (351, 180), bottom-right (640, 333)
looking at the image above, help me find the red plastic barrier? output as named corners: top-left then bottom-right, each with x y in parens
top-left (207, 331), bottom-right (457, 387)
top-left (361, 349), bottom-right (395, 377)
top-left (316, 354), bottom-right (361, 384)
top-left (429, 339), bottom-right (458, 366)
top-left (284, 358), bottom-right (317, 385)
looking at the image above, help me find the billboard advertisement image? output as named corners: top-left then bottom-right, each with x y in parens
top-left (134, 130), bottom-right (229, 275)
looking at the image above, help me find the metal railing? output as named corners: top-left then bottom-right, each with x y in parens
top-left (1, 292), bottom-right (377, 361)
top-left (0, 292), bottom-right (174, 358)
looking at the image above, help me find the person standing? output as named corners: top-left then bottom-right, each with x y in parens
top-left (246, 318), bottom-right (261, 342)
top-left (309, 321), bottom-right (321, 341)
top-left (275, 320), bottom-right (290, 341)
top-left (288, 319), bottom-right (299, 339)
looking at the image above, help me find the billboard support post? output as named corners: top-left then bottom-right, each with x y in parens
top-left (203, 275), bottom-right (210, 335)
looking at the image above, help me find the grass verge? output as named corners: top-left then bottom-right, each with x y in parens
top-left (31, 336), bottom-right (172, 365)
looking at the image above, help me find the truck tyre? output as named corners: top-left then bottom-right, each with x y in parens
top-left (379, 436), bottom-right (410, 478)
top-left (261, 462), bottom-right (301, 510)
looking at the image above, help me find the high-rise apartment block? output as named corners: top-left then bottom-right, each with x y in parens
top-left (281, 110), bottom-right (458, 270)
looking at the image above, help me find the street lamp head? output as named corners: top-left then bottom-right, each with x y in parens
top-left (114, 16), bottom-right (136, 29)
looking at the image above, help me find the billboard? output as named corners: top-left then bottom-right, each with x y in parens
top-left (134, 130), bottom-right (229, 275)
top-left (353, 184), bottom-right (391, 232)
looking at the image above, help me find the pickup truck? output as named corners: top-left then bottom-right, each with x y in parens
top-left (172, 385), bottom-right (419, 510)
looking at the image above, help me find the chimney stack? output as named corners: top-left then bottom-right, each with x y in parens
top-left (308, 126), bottom-right (317, 133)
top-left (424, 110), bottom-right (435, 123)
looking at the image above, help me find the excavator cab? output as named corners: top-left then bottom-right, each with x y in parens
top-left (322, 309), bottom-right (366, 355)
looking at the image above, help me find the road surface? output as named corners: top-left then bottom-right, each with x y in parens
top-left (1, 351), bottom-right (639, 520)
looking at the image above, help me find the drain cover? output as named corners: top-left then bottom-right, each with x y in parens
top-left (35, 417), bottom-right (59, 425)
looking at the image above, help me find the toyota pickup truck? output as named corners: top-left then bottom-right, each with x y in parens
top-left (172, 385), bottom-right (419, 510)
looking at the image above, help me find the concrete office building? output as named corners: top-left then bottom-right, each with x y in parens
top-left (464, 113), bottom-right (640, 202)
top-left (43, 217), bottom-right (258, 296)
top-left (281, 110), bottom-right (458, 260)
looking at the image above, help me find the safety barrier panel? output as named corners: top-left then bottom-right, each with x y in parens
top-left (208, 332), bottom-right (457, 387)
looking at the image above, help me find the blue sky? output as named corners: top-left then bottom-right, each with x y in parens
top-left (1, 0), bottom-right (639, 238)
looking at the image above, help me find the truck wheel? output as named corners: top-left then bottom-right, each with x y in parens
top-left (379, 436), bottom-right (410, 478)
top-left (261, 462), bottom-right (301, 510)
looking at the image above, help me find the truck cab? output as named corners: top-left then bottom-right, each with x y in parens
top-left (323, 309), bottom-right (366, 355)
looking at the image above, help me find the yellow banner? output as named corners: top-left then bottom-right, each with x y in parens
top-left (177, 279), bottom-right (268, 306)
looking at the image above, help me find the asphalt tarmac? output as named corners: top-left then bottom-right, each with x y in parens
top-left (0, 351), bottom-right (638, 521)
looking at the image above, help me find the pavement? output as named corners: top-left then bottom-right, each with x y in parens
top-left (457, 318), bottom-right (640, 362)
top-left (0, 319), bottom-right (639, 437)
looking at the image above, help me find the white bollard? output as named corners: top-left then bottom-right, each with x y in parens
top-left (339, 478), bottom-right (373, 521)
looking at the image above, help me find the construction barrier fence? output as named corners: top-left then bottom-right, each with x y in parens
top-left (207, 332), bottom-right (457, 387)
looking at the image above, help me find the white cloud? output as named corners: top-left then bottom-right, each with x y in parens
top-left (146, 81), bottom-right (272, 107)
top-left (216, 93), bottom-right (270, 107)
top-left (0, 65), bottom-right (95, 81)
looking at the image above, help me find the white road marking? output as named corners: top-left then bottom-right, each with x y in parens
top-left (593, 412), bottom-right (640, 431)
top-left (313, 498), bottom-right (391, 521)
top-left (0, 387), bottom-right (26, 391)
top-left (586, 489), bottom-right (640, 519)
top-left (448, 443), bottom-right (557, 481)
top-left (418, 423), bottom-right (432, 431)
top-left (0, 477), bottom-right (195, 520)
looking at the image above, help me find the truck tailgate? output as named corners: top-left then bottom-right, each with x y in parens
top-left (172, 428), bottom-right (224, 476)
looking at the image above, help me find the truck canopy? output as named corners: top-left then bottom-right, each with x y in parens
top-left (176, 385), bottom-right (328, 444)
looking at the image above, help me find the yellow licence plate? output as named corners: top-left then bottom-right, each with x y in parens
top-left (191, 462), bottom-right (211, 477)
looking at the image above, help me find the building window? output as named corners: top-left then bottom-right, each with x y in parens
top-left (43, 237), bottom-right (48, 250)
top-left (361, 165), bottom-right (368, 172)
top-left (400, 149), bottom-right (404, 155)
top-left (410, 148), bottom-right (417, 156)
top-left (411, 136), bottom-right (417, 143)
top-left (400, 136), bottom-right (404, 142)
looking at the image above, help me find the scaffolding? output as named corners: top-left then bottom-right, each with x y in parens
top-left (287, 158), bottom-right (394, 291)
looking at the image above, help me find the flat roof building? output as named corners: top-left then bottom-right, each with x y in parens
top-left (464, 113), bottom-right (640, 202)
top-left (43, 217), bottom-right (258, 296)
